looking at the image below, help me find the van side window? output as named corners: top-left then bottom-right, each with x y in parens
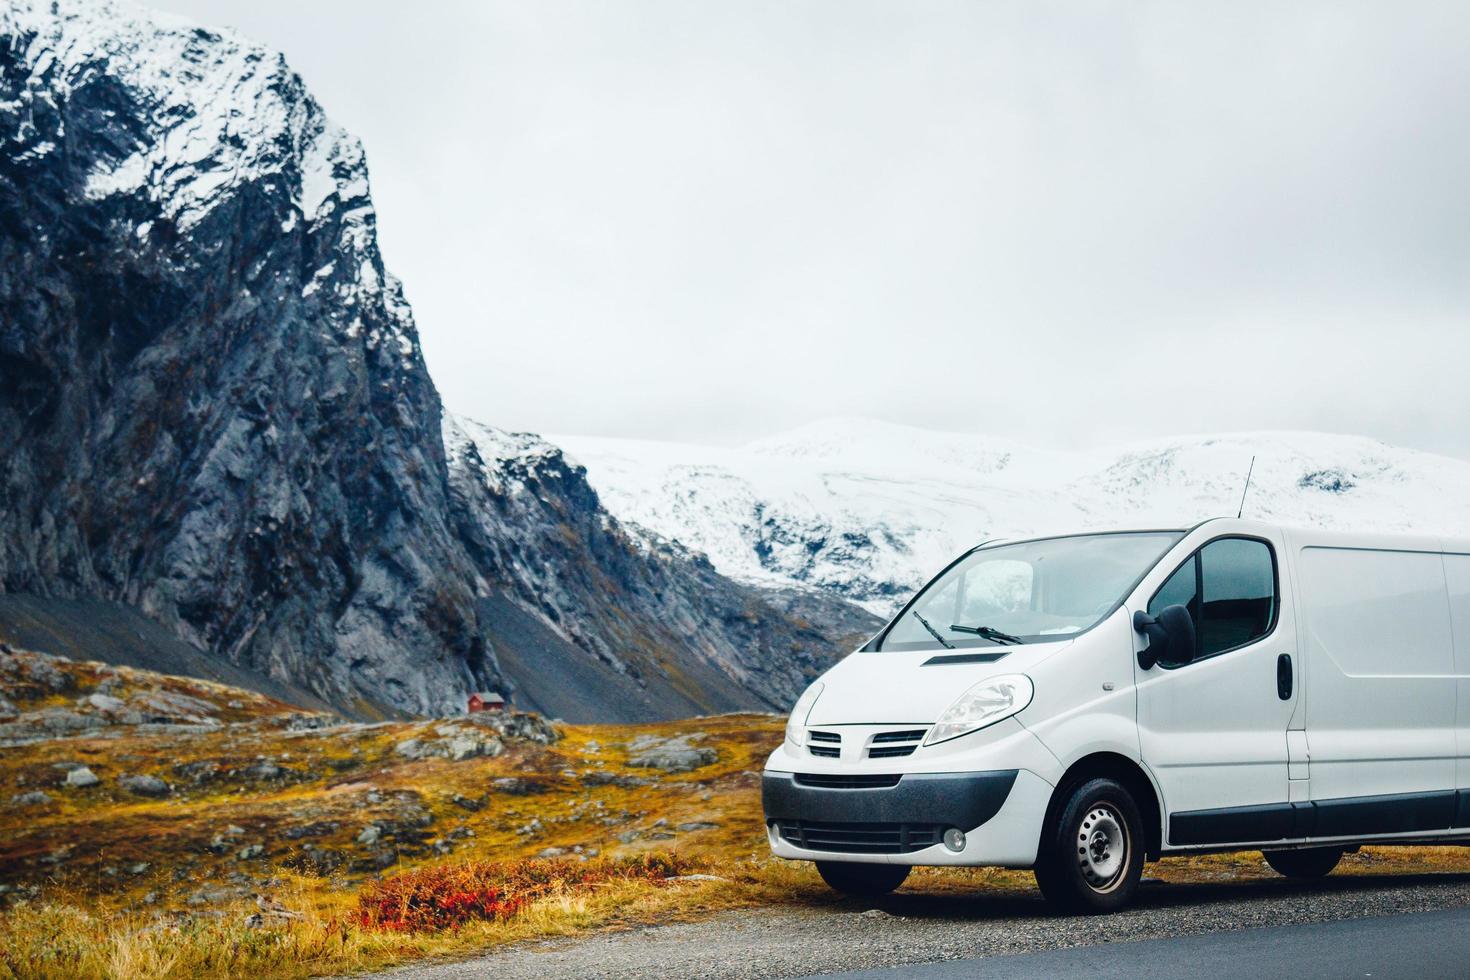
top-left (1198, 538), bottom-right (1276, 656)
top-left (1148, 537), bottom-right (1278, 663)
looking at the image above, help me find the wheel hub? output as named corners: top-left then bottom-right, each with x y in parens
top-left (1076, 804), bottom-right (1127, 891)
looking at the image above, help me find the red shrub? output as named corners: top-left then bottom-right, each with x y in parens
top-left (355, 852), bottom-right (702, 932)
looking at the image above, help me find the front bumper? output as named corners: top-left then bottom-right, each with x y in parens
top-left (763, 769), bottom-right (1017, 829)
top-left (761, 768), bottom-right (1053, 867)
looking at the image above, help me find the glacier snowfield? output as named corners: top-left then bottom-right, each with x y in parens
top-left (553, 419), bottom-right (1470, 614)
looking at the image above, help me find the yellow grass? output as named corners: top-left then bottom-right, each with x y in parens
top-left (0, 873), bottom-right (767, 980)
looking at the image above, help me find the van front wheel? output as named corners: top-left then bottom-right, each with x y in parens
top-left (1263, 847), bottom-right (1343, 878)
top-left (815, 861), bottom-right (910, 898)
top-left (1033, 777), bottom-right (1146, 914)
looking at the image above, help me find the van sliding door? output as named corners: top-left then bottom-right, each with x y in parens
top-left (1298, 546), bottom-right (1456, 837)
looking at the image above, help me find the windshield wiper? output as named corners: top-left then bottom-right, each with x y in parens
top-left (949, 624), bottom-right (1024, 645)
top-left (911, 611), bottom-right (954, 649)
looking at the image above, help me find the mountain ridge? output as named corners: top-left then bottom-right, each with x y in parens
top-left (554, 424), bottom-right (1470, 612)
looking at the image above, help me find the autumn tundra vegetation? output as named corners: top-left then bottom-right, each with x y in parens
top-left (3, 644), bottom-right (1470, 979)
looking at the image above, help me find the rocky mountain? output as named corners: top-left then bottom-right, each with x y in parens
top-left (444, 417), bottom-right (879, 721)
top-left (0, 0), bottom-right (874, 721)
top-left (0, 0), bottom-right (495, 717)
top-left (557, 420), bottom-right (1470, 613)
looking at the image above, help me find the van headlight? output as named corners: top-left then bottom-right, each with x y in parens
top-left (924, 674), bottom-right (1034, 746)
top-left (784, 682), bottom-right (824, 748)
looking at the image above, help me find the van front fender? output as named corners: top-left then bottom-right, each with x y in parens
top-left (1022, 698), bottom-right (1142, 774)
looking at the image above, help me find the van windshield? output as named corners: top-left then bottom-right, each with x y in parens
top-left (878, 531), bottom-right (1184, 651)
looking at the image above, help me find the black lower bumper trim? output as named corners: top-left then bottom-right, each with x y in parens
top-left (762, 769), bottom-right (1018, 832)
top-left (1170, 788), bottom-right (1465, 846)
top-left (775, 820), bottom-right (945, 854)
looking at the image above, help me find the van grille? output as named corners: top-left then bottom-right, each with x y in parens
top-left (807, 730), bottom-right (841, 757)
top-left (775, 820), bottom-right (944, 854)
top-left (871, 729), bottom-right (927, 743)
top-left (793, 773), bottom-right (902, 789)
top-left (867, 729), bottom-right (926, 759)
top-left (868, 745), bottom-right (917, 758)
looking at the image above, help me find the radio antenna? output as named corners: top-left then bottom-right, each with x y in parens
top-left (1236, 455), bottom-right (1256, 519)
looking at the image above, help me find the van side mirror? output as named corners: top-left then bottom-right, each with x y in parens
top-left (1133, 605), bottom-right (1197, 670)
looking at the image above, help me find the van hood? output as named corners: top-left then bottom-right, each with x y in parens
top-left (805, 641), bottom-right (1073, 726)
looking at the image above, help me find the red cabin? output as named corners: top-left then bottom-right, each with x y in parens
top-left (467, 691), bottom-right (507, 714)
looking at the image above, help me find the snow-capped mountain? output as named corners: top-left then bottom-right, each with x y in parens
top-left (6, 0), bottom-right (378, 244)
top-left (557, 419), bottom-right (1470, 613)
top-left (0, 0), bottom-right (875, 720)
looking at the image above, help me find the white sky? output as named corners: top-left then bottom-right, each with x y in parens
top-left (152, 1), bottom-right (1470, 458)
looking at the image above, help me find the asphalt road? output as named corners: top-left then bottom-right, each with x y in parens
top-left (368, 872), bottom-right (1470, 980)
top-left (814, 905), bottom-right (1470, 979)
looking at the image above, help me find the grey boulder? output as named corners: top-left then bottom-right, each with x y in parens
top-left (625, 734), bottom-right (717, 773)
top-left (64, 766), bottom-right (100, 788)
top-left (118, 774), bottom-right (171, 797)
top-left (10, 790), bottom-right (52, 807)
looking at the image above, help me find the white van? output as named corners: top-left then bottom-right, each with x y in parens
top-left (763, 518), bottom-right (1470, 912)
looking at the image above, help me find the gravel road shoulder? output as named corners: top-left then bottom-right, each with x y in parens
top-left (364, 871), bottom-right (1470, 980)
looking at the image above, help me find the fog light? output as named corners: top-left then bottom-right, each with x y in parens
top-left (943, 828), bottom-right (966, 852)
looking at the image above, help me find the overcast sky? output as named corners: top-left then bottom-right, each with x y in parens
top-left (154, 1), bottom-right (1470, 458)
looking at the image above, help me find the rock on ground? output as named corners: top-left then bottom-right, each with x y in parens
top-left (625, 734), bottom-right (718, 773)
top-left (9, 790), bottom-right (52, 807)
top-left (64, 766), bottom-right (99, 788)
top-left (118, 774), bottom-right (170, 797)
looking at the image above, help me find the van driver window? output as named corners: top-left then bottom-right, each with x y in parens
top-left (1149, 538), bottom-right (1276, 661)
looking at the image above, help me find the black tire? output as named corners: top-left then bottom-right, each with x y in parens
top-left (815, 860), bottom-right (910, 898)
top-left (1263, 847), bottom-right (1343, 879)
top-left (1033, 777), bottom-right (1146, 914)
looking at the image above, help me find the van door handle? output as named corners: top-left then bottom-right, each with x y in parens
top-left (1276, 654), bottom-right (1293, 700)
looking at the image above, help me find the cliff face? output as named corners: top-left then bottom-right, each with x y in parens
top-left (0, 0), bottom-right (876, 721)
top-left (0, 0), bottom-right (501, 715)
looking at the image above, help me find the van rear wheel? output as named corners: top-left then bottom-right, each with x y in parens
top-left (815, 861), bottom-right (910, 898)
top-left (1263, 847), bottom-right (1343, 879)
top-left (1033, 777), bottom-right (1146, 914)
